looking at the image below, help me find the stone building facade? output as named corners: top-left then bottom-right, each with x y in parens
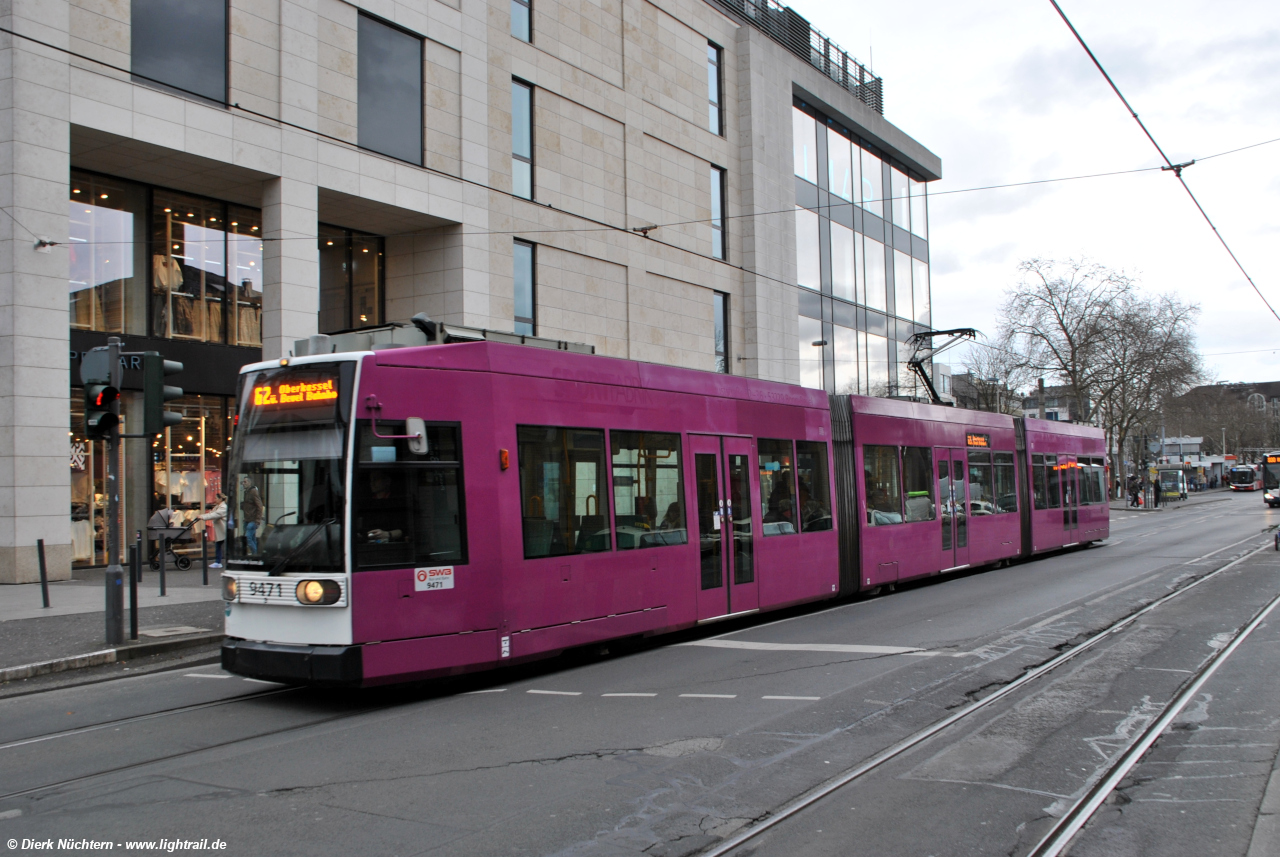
top-left (0, 0), bottom-right (939, 581)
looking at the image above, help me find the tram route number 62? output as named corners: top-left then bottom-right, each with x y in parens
top-left (415, 566), bottom-right (455, 591)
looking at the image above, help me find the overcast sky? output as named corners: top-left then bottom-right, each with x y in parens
top-left (785, 0), bottom-right (1280, 385)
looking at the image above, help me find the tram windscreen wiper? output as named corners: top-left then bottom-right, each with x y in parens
top-left (267, 519), bottom-right (338, 577)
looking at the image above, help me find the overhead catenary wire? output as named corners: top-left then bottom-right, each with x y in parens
top-left (12, 17), bottom-right (1278, 257)
top-left (1048, 0), bottom-right (1280, 325)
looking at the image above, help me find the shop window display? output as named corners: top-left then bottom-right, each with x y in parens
top-left (151, 191), bottom-right (262, 345)
top-left (69, 172), bottom-right (147, 334)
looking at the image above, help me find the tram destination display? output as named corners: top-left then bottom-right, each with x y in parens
top-left (240, 365), bottom-right (345, 428)
top-left (966, 432), bottom-right (990, 448)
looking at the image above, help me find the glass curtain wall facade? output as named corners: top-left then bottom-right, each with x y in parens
top-left (791, 103), bottom-right (930, 397)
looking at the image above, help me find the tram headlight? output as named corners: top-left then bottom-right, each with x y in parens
top-left (296, 579), bottom-right (342, 605)
top-left (221, 576), bottom-right (237, 602)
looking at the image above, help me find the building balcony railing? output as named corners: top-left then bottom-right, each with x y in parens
top-left (709, 0), bottom-right (884, 115)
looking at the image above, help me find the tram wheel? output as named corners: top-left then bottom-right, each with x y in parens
top-left (177, 556), bottom-right (192, 570)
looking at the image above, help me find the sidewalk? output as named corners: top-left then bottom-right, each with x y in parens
top-left (1109, 486), bottom-right (1235, 513)
top-left (0, 565), bottom-right (225, 674)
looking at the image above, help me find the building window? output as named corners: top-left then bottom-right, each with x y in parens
top-left (833, 324), bottom-right (858, 394)
top-left (707, 42), bottom-right (723, 135)
top-left (514, 240), bottom-right (535, 335)
top-left (131, 0), bottom-right (226, 102)
top-left (512, 80), bottom-right (534, 199)
top-left (893, 249), bottom-right (913, 322)
top-left (795, 207), bottom-right (820, 290)
top-left (862, 234), bottom-right (886, 312)
top-left (799, 315), bottom-right (823, 390)
top-left (711, 165), bottom-right (727, 260)
top-left (827, 127), bottom-right (855, 202)
top-left (912, 258), bottom-right (931, 327)
top-left (860, 145), bottom-right (883, 220)
top-left (793, 108), bottom-right (817, 184)
top-left (890, 167), bottom-right (910, 229)
top-left (69, 172), bottom-right (147, 335)
top-left (318, 225), bottom-right (385, 334)
top-left (910, 178), bottom-right (928, 239)
top-left (511, 0), bottom-right (531, 41)
top-left (357, 14), bottom-right (424, 165)
top-left (714, 292), bottom-right (729, 373)
top-left (151, 189), bottom-right (262, 347)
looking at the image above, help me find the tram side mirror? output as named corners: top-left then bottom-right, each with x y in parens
top-left (406, 417), bottom-right (429, 455)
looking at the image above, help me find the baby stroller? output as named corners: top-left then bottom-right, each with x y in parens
top-left (147, 509), bottom-right (195, 571)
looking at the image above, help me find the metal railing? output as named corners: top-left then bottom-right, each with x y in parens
top-left (710, 0), bottom-right (883, 114)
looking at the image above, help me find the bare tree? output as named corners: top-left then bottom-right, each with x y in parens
top-left (1094, 292), bottom-right (1204, 480)
top-left (959, 333), bottom-right (1033, 414)
top-left (1000, 258), bottom-right (1135, 423)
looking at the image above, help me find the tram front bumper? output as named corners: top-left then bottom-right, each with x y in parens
top-left (222, 639), bottom-right (362, 686)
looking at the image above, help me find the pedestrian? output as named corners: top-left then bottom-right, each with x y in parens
top-left (198, 492), bottom-right (228, 568)
top-left (1127, 474), bottom-right (1140, 507)
top-left (240, 476), bottom-right (264, 553)
top-left (1151, 475), bottom-right (1160, 509)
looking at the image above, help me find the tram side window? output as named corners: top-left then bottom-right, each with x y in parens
top-left (967, 451), bottom-right (994, 516)
top-left (993, 452), bottom-right (1018, 513)
top-left (1032, 454), bottom-right (1062, 510)
top-left (518, 426), bottom-right (609, 558)
top-left (795, 442), bottom-right (833, 532)
top-left (864, 445), bottom-right (903, 525)
top-left (611, 431), bottom-right (686, 549)
top-left (759, 439), bottom-right (797, 535)
top-left (901, 446), bottom-right (935, 522)
top-left (1082, 459), bottom-right (1106, 504)
top-left (353, 422), bottom-right (466, 570)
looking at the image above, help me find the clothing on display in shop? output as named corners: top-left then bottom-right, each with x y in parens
top-left (71, 519), bottom-right (94, 561)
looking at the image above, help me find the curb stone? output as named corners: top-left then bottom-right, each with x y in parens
top-left (0, 632), bottom-right (225, 683)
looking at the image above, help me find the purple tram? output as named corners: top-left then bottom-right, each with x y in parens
top-left (220, 340), bottom-right (1107, 686)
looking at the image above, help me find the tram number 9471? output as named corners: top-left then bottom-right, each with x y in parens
top-left (415, 567), bottom-right (455, 591)
top-left (246, 580), bottom-right (287, 599)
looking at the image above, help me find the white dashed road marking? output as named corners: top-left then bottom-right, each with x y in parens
top-left (602, 692), bottom-right (657, 697)
top-left (762, 695), bottom-right (821, 701)
top-left (680, 693), bottom-right (737, 699)
top-left (184, 673), bottom-right (230, 679)
top-left (527, 689), bottom-right (582, 696)
top-left (684, 640), bottom-right (923, 655)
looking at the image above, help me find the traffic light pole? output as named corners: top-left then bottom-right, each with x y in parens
top-left (104, 337), bottom-right (125, 646)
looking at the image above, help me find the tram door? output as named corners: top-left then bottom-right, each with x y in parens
top-left (937, 449), bottom-right (969, 569)
top-left (1060, 455), bottom-right (1079, 536)
top-left (691, 435), bottom-right (758, 621)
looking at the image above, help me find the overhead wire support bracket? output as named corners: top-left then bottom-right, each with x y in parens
top-left (1161, 160), bottom-right (1195, 177)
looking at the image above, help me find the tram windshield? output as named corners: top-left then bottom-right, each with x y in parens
top-left (225, 362), bottom-right (354, 573)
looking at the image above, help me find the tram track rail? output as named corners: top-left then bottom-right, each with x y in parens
top-left (0, 686), bottom-right (297, 752)
top-left (0, 699), bottom-right (382, 803)
top-left (701, 537), bottom-right (1276, 857)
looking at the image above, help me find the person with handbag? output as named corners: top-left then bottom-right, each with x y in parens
top-left (199, 492), bottom-right (229, 568)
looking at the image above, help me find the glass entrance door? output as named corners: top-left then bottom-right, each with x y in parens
top-left (692, 435), bottom-right (758, 621)
top-left (1061, 455), bottom-right (1079, 536)
top-left (937, 448), bottom-right (968, 569)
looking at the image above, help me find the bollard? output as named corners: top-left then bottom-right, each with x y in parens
top-left (37, 538), bottom-right (50, 608)
top-left (135, 530), bottom-right (143, 579)
top-left (201, 529), bottom-right (209, 586)
top-left (128, 544), bottom-right (139, 640)
top-left (159, 536), bottom-right (167, 597)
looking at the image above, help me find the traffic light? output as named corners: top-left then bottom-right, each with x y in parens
top-left (143, 352), bottom-right (184, 435)
top-left (84, 383), bottom-right (120, 439)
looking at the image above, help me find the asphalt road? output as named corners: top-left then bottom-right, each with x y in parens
top-left (2, 491), bottom-right (1278, 857)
